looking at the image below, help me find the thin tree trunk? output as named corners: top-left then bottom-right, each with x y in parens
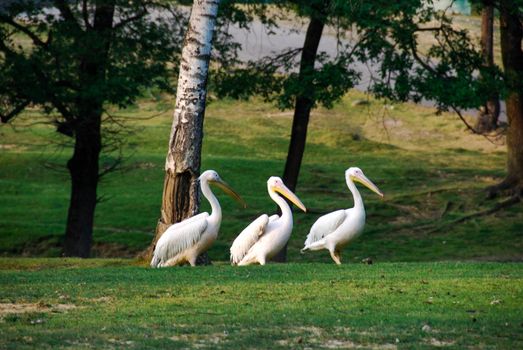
top-left (272, 14), bottom-right (325, 262)
top-left (142, 0), bottom-right (220, 263)
top-left (63, 2), bottom-right (115, 257)
top-left (475, 1), bottom-right (500, 133)
top-left (488, 0), bottom-right (523, 196)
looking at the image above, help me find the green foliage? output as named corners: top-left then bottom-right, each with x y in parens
top-left (0, 1), bottom-right (184, 129)
top-left (214, 0), bottom-right (504, 113)
top-left (0, 260), bottom-right (522, 348)
top-left (213, 50), bottom-right (358, 109)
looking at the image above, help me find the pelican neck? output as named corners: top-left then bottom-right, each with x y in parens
top-left (268, 187), bottom-right (292, 222)
top-left (200, 179), bottom-right (221, 221)
top-left (346, 176), bottom-right (364, 210)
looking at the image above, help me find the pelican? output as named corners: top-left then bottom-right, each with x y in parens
top-left (151, 170), bottom-right (245, 267)
top-left (230, 176), bottom-right (307, 266)
top-left (301, 167), bottom-right (383, 264)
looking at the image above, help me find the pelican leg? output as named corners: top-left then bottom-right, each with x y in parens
top-left (329, 250), bottom-right (342, 265)
top-left (335, 250), bottom-right (342, 264)
top-left (238, 254), bottom-right (254, 266)
top-left (188, 256), bottom-right (198, 267)
top-left (164, 256), bottom-right (183, 267)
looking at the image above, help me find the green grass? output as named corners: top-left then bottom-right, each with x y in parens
top-left (1, 94), bottom-right (522, 347)
top-left (1, 13), bottom-right (520, 349)
top-left (1, 259), bottom-right (522, 349)
top-left (1, 90), bottom-right (521, 262)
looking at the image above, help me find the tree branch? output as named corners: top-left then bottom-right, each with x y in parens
top-left (415, 26), bottom-right (443, 32)
top-left (98, 156), bottom-right (123, 179)
top-left (54, 0), bottom-right (81, 29)
top-left (0, 35), bottom-right (19, 58)
top-left (30, 63), bottom-right (75, 121)
top-left (407, 28), bottom-right (505, 142)
top-left (82, 0), bottom-right (91, 28)
top-left (113, 5), bottom-right (148, 30)
top-left (0, 38), bottom-right (75, 122)
top-left (425, 194), bottom-right (521, 234)
top-left (0, 100), bottom-right (30, 123)
top-left (451, 106), bottom-right (480, 133)
top-left (409, 37), bottom-right (438, 75)
top-left (0, 14), bottom-right (47, 48)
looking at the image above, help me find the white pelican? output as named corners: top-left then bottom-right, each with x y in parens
top-left (230, 176), bottom-right (307, 266)
top-left (301, 167), bottom-right (383, 264)
top-left (151, 170), bottom-right (245, 267)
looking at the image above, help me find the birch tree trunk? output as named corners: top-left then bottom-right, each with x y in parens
top-left (143, 0), bottom-right (220, 262)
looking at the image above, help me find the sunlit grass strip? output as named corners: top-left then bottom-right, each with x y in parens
top-left (0, 260), bottom-right (522, 349)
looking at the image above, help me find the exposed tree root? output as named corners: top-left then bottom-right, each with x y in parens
top-left (425, 193), bottom-right (521, 235)
top-left (486, 178), bottom-right (522, 199)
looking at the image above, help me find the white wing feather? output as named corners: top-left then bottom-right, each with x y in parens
top-left (268, 214), bottom-right (279, 222)
top-left (151, 213), bottom-right (209, 267)
top-left (230, 214), bottom-right (269, 265)
top-left (304, 210), bottom-right (347, 247)
top-left (167, 213), bottom-right (207, 230)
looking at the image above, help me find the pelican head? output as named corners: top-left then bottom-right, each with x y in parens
top-left (200, 170), bottom-right (246, 207)
top-left (267, 176), bottom-right (307, 212)
top-left (346, 167), bottom-right (384, 197)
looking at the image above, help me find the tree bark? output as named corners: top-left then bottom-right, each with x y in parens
top-left (142, 0), bottom-right (220, 263)
top-left (63, 114), bottom-right (102, 257)
top-left (489, 1), bottom-right (523, 196)
top-left (475, 1), bottom-right (500, 133)
top-left (272, 14), bottom-right (325, 262)
top-left (63, 2), bottom-right (115, 257)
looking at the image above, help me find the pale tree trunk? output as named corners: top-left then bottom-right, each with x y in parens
top-left (142, 0), bottom-right (220, 262)
top-left (488, 0), bottom-right (523, 197)
top-left (475, 1), bottom-right (500, 133)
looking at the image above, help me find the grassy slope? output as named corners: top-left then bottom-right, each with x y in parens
top-left (1, 90), bottom-right (521, 262)
top-left (1, 259), bottom-right (522, 349)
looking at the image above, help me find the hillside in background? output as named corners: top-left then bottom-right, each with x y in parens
top-left (1, 90), bottom-right (521, 262)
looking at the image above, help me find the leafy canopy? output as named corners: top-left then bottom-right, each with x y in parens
top-left (214, 0), bottom-right (502, 113)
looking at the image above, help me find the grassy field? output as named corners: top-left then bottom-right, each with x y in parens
top-left (1, 90), bottom-right (521, 262)
top-left (1, 259), bottom-right (522, 349)
top-left (1, 70), bottom-right (522, 349)
top-left (2, 10), bottom-right (521, 349)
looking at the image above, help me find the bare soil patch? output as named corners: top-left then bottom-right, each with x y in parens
top-left (0, 302), bottom-right (76, 316)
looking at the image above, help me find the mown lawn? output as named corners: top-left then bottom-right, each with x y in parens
top-left (1, 259), bottom-right (522, 349)
top-left (1, 10), bottom-right (521, 349)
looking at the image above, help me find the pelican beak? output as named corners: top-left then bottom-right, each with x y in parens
top-left (273, 183), bottom-right (307, 212)
top-left (353, 173), bottom-right (384, 197)
top-left (210, 179), bottom-right (247, 208)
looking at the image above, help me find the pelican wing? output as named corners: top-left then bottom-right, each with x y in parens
top-left (268, 214), bottom-right (279, 222)
top-left (304, 210), bottom-right (347, 247)
top-left (230, 214), bottom-right (269, 265)
top-left (151, 213), bottom-right (209, 267)
top-left (168, 213), bottom-right (207, 230)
